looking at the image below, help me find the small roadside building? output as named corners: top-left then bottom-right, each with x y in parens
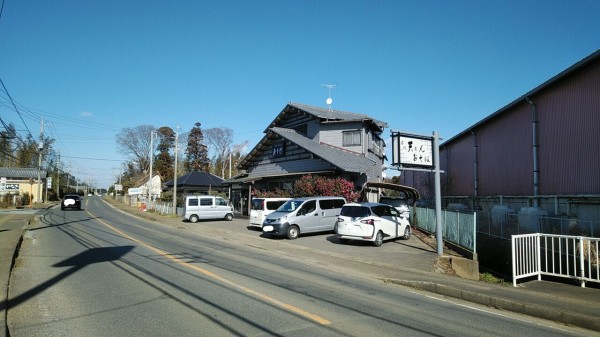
top-left (223, 102), bottom-right (388, 215)
top-left (0, 167), bottom-right (48, 205)
top-left (163, 171), bottom-right (226, 196)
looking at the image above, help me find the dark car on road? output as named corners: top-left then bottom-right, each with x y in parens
top-left (61, 194), bottom-right (81, 211)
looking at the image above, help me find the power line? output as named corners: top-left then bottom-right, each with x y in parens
top-left (0, 76), bottom-right (33, 137)
top-left (61, 155), bottom-right (123, 162)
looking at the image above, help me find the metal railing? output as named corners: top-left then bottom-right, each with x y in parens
top-left (512, 233), bottom-right (600, 287)
top-left (478, 212), bottom-right (599, 240)
top-left (413, 207), bottom-right (476, 253)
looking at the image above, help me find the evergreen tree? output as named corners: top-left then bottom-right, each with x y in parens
top-left (155, 126), bottom-right (175, 179)
top-left (185, 122), bottom-right (209, 172)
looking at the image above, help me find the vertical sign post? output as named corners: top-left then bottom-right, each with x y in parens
top-left (433, 131), bottom-right (443, 255)
top-left (391, 131), bottom-right (444, 256)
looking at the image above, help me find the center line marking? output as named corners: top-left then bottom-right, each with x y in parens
top-left (87, 210), bottom-right (331, 325)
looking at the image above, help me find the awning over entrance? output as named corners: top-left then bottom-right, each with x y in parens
top-left (361, 181), bottom-right (420, 205)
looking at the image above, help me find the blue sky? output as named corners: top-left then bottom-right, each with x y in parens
top-left (1, 1), bottom-right (598, 188)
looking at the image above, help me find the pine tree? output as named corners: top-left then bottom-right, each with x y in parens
top-left (185, 122), bottom-right (209, 172)
top-left (155, 126), bottom-right (175, 179)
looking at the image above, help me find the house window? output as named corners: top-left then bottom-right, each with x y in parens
top-left (369, 135), bottom-right (383, 156)
top-left (272, 143), bottom-right (285, 157)
top-left (343, 131), bottom-right (361, 146)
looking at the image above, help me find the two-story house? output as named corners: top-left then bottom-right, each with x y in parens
top-left (223, 102), bottom-right (388, 215)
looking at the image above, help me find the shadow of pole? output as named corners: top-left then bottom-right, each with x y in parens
top-left (0, 246), bottom-right (134, 311)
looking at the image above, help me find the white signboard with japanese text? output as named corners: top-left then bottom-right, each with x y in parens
top-left (392, 133), bottom-right (434, 168)
top-left (128, 187), bottom-right (143, 195)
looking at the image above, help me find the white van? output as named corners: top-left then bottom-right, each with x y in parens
top-left (262, 196), bottom-right (346, 239)
top-left (183, 195), bottom-right (234, 222)
top-left (249, 197), bottom-right (290, 229)
top-left (335, 202), bottom-right (411, 247)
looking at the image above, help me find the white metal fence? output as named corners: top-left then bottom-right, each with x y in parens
top-left (512, 233), bottom-right (600, 287)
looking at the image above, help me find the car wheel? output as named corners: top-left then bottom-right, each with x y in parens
top-left (373, 231), bottom-right (383, 247)
top-left (286, 225), bottom-right (299, 240)
top-left (224, 213), bottom-right (233, 221)
top-left (189, 215), bottom-right (199, 223)
top-left (403, 226), bottom-right (411, 240)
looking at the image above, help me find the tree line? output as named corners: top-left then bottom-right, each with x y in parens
top-left (0, 122), bottom-right (86, 200)
top-left (115, 122), bottom-right (248, 194)
top-left (0, 120), bottom-right (247, 200)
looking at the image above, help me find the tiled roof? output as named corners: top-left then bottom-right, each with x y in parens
top-left (269, 127), bottom-right (378, 173)
top-left (266, 102), bottom-right (388, 131)
top-left (164, 171), bottom-right (224, 187)
top-left (289, 102), bottom-right (387, 128)
top-left (0, 167), bottom-right (47, 179)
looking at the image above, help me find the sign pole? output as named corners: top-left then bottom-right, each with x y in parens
top-left (433, 131), bottom-right (443, 255)
top-left (391, 130), bottom-right (444, 256)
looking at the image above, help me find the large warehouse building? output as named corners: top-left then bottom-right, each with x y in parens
top-left (405, 49), bottom-right (600, 235)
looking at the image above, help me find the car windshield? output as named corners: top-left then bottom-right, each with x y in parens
top-left (276, 200), bottom-right (304, 212)
top-left (340, 205), bottom-right (371, 218)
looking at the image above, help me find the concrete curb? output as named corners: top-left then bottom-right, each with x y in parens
top-left (0, 216), bottom-right (32, 337)
top-left (384, 279), bottom-right (600, 332)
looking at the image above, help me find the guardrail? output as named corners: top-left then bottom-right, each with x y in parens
top-left (512, 233), bottom-right (600, 287)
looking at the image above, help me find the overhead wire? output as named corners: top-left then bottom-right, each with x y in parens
top-left (0, 76), bottom-right (33, 138)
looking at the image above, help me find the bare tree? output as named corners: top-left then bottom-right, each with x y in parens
top-left (204, 127), bottom-right (233, 178)
top-left (116, 125), bottom-right (155, 174)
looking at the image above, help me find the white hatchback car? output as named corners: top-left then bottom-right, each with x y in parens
top-left (335, 202), bottom-right (411, 247)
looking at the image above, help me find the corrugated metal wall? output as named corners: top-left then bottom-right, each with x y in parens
top-left (438, 54), bottom-right (600, 197)
top-left (537, 60), bottom-right (600, 194)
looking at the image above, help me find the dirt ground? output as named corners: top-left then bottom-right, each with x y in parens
top-left (412, 228), bottom-right (458, 276)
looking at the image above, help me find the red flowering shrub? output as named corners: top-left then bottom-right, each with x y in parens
top-left (293, 175), bottom-right (359, 202)
top-left (252, 175), bottom-right (360, 202)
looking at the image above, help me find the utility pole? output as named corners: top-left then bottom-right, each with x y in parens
top-left (148, 131), bottom-right (155, 209)
top-left (37, 118), bottom-right (44, 203)
top-left (57, 150), bottom-right (61, 198)
top-left (173, 125), bottom-right (179, 214)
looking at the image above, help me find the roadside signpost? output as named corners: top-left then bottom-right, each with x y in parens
top-left (391, 131), bottom-right (444, 255)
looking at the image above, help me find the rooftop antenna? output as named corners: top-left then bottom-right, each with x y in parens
top-left (320, 83), bottom-right (337, 112)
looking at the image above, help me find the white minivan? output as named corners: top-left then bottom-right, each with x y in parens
top-left (262, 196), bottom-right (346, 239)
top-left (249, 197), bottom-right (290, 229)
top-left (183, 195), bottom-right (234, 222)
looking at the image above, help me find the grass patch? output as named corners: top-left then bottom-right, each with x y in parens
top-left (480, 272), bottom-right (508, 285)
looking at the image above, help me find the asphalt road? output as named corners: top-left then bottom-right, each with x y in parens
top-left (6, 197), bottom-right (591, 336)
